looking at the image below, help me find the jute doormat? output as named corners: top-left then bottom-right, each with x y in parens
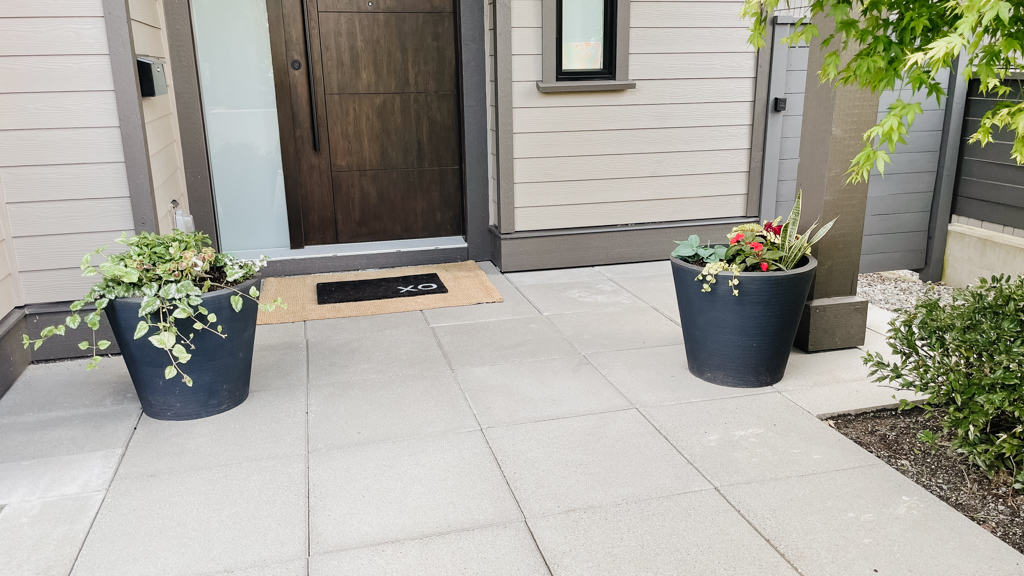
top-left (256, 261), bottom-right (503, 324)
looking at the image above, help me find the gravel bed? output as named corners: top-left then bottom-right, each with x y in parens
top-left (857, 270), bottom-right (955, 312)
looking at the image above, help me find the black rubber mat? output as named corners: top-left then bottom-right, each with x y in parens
top-left (315, 273), bottom-right (448, 305)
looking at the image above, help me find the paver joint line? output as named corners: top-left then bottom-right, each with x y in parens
top-left (632, 406), bottom-right (808, 576)
top-left (431, 314), bottom-right (557, 576)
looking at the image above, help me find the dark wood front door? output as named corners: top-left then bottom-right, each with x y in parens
top-left (269, 0), bottom-right (464, 247)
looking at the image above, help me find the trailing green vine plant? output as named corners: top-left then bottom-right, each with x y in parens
top-left (23, 231), bottom-right (284, 386)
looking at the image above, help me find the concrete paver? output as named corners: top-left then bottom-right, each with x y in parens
top-left (529, 491), bottom-right (800, 576)
top-left (309, 523), bottom-right (549, 576)
top-left (433, 316), bottom-right (578, 369)
top-left (308, 431), bottom-right (522, 553)
top-left (546, 306), bottom-right (682, 353)
top-left (308, 367), bottom-right (477, 450)
top-left (721, 464), bottom-right (1024, 576)
top-left (1, 263), bottom-right (1020, 575)
top-left (0, 493), bottom-right (103, 576)
top-left (644, 394), bottom-right (880, 486)
top-left (72, 455), bottom-right (308, 576)
top-left (456, 356), bottom-right (630, 427)
top-left (485, 410), bottom-right (709, 518)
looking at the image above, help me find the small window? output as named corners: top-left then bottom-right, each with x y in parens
top-left (539, 0), bottom-right (633, 92)
top-left (557, 0), bottom-right (615, 81)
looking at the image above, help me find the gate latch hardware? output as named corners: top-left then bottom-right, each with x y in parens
top-left (773, 97), bottom-right (788, 113)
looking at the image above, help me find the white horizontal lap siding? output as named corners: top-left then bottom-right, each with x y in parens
top-left (0, 5), bottom-right (131, 305)
top-left (130, 0), bottom-right (188, 234)
top-left (509, 0), bottom-right (756, 231)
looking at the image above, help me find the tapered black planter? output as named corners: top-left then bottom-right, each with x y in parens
top-left (671, 257), bottom-right (816, 387)
top-left (105, 279), bottom-right (260, 420)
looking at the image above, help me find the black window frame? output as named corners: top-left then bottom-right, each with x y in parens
top-left (555, 0), bottom-right (617, 82)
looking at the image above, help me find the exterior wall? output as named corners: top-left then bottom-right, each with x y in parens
top-left (508, 0), bottom-right (757, 231)
top-left (129, 0), bottom-right (188, 233)
top-left (943, 221), bottom-right (1024, 288)
top-left (0, 0), bottom-right (134, 305)
top-left (772, 40), bottom-right (945, 273)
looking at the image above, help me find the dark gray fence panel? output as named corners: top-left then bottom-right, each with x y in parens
top-left (952, 79), bottom-right (1024, 229)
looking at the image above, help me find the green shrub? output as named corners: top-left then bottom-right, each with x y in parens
top-left (864, 275), bottom-right (1024, 489)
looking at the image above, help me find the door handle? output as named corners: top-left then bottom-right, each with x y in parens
top-left (300, 0), bottom-right (320, 152)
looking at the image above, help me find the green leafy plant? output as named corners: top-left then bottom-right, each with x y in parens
top-left (864, 275), bottom-right (1024, 490)
top-left (23, 231), bottom-right (284, 386)
top-left (671, 191), bottom-right (835, 295)
top-left (671, 235), bottom-right (728, 262)
top-left (742, 0), bottom-right (1024, 182)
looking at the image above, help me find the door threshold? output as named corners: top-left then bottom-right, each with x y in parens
top-left (237, 237), bottom-right (471, 277)
top-left (230, 236), bottom-right (467, 261)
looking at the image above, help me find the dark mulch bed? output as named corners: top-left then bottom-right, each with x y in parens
top-left (831, 408), bottom-right (1024, 554)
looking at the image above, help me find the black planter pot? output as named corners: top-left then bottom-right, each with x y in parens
top-left (105, 278), bottom-right (261, 421)
top-left (671, 257), bottom-right (816, 387)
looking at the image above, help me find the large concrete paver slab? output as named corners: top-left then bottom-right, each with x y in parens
top-left (485, 410), bottom-right (709, 518)
top-left (529, 491), bottom-right (798, 576)
top-left (433, 316), bottom-right (578, 369)
top-left (456, 356), bottom-right (630, 427)
top-left (250, 337), bottom-right (307, 393)
top-left (603, 272), bottom-right (681, 323)
top-left (306, 310), bottom-right (427, 339)
top-left (308, 325), bottom-right (450, 383)
top-left (115, 388), bottom-right (306, 478)
top-left (595, 260), bottom-right (671, 278)
top-left (424, 272), bottom-right (540, 326)
top-left (511, 279), bottom-right (644, 315)
top-left (0, 405), bottom-right (138, 463)
top-left (776, 348), bottom-right (872, 390)
top-left (308, 431), bottom-right (521, 553)
top-left (587, 345), bottom-right (771, 406)
top-left (720, 464), bottom-right (1024, 576)
top-left (547, 306), bottom-right (682, 353)
top-left (308, 368), bottom-right (477, 450)
top-left (780, 379), bottom-right (922, 417)
top-left (196, 558), bottom-right (307, 576)
top-left (0, 359), bottom-right (137, 421)
top-left (72, 455), bottom-right (307, 576)
top-left (0, 449), bottom-right (122, 504)
top-left (0, 492), bottom-right (103, 576)
top-left (644, 393), bottom-right (879, 486)
top-left (505, 267), bottom-right (606, 286)
top-left (309, 522), bottom-right (549, 576)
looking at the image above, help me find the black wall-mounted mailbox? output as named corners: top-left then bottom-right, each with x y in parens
top-left (137, 57), bottom-right (167, 98)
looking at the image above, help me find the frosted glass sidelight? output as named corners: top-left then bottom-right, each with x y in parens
top-left (561, 0), bottom-right (605, 71)
top-left (191, 0), bottom-right (290, 253)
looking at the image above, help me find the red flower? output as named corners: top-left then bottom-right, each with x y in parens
top-left (763, 222), bottom-right (782, 235)
top-left (730, 233), bottom-right (745, 245)
top-left (760, 262), bottom-right (770, 272)
top-left (749, 241), bottom-right (764, 252)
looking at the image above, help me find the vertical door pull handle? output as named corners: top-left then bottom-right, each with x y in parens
top-left (300, 0), bottom-right (320, 151)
